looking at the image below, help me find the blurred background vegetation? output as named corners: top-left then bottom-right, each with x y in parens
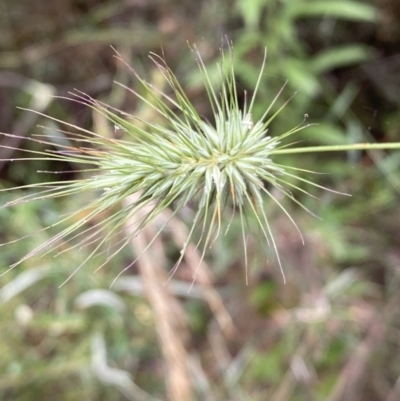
top-left (1, 0), bottom-right (400, 400)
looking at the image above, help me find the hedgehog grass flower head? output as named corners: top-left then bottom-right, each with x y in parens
top-left (2, 46), bottom-right (330, 286)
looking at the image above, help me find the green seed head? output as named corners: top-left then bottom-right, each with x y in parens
top-left (1, 45), bottom-right (324, 285)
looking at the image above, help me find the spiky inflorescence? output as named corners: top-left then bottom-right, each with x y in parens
top-left (1, 47), bottom-right (338, 285)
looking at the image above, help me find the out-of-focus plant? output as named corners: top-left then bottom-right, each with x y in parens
top-left (234, 0), bottom-right (376, 98)
top-left (0, 196), bottom-right (162, 401)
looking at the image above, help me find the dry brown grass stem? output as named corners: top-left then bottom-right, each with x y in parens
top-left (123, 196), bottom-right (192, 401)
top-left (327, 293), bottom-right (400, 401)
top-left (163, 210), bottom-right (236, 338)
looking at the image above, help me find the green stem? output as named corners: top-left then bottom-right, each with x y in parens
top-left (271, 142), bottom-right (400, 155)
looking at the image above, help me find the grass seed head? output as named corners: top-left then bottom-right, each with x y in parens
top-left (1, 46), bottom-right (321, 285)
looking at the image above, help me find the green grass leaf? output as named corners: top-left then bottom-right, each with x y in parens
top-left (288, 1), bottom-right (377, 22)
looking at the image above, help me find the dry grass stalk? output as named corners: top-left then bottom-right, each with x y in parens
top-left (124, 197), bottom-right (192, 401)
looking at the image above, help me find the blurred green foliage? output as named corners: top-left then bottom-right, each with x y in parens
top-left (1, 0), bottom-right (400, 400)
